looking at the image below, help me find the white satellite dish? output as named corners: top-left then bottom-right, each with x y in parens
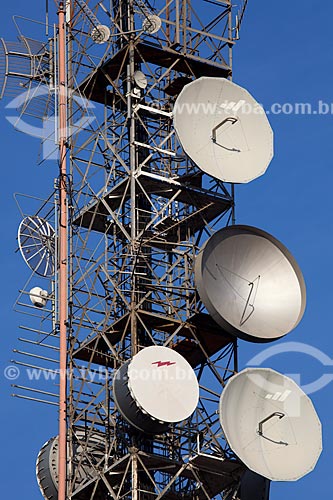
top-left (219, 368), bottom-right (322, 481)
top-left (91, 24), bottom-right (110, 44)
top-left (173, 77), bottom-right (274, 183)
top-left (113, 346), bottom-right (199, 434)
top-left (142, 15), bottom-right (162, 34)
top-left (18, 216), bottom-right (55, 277)
top-left (133, 70), bottom-right (148, 90)
top-left (29, 286), bottom-right (48, 308)
top-left (195, 225), bottom-right (306, 342)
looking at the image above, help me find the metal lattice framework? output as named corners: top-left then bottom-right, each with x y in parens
top-left (6, 1), bottom-right (252, 499)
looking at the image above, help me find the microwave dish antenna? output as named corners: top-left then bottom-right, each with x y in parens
top-left (219, 367), bottom-right (322, 481)
top-left (75, 0), bottom-right (110, 44)
top-left (91, 24), bottom-right (111, 44)
top-left (133, 70), bottom-right (148, 89)
top-left (173, 77), bottom-right (273, 183)
top-left (36, 428), bottom-right (105, 500)
top-left (113, 346), bottom-right (199, 434)
top-left (195, 225), bottom-right (306, 342)
top-left (18, 216), bottom-right (55, 277)
top-left (29, 286), bottom-right (48, 307)
top-left (142, 15), bottom-right (162, 34)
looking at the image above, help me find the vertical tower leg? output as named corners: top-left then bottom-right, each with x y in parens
top-left (57, 3), bottom-right (68, 500)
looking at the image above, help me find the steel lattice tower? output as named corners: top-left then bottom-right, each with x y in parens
top-left (66, 2), bottom-right (240, 498)
top-left (3, 1), bottom-right (254, 499)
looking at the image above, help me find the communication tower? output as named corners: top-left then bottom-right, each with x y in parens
top-left (1, 1), bottom-right (322, 500)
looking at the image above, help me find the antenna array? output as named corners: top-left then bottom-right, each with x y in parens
top-left (1, 2), bottom-right (322, 500)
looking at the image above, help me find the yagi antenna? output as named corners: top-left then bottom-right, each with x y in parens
top-left (235, 0), bottom-right (249, 40)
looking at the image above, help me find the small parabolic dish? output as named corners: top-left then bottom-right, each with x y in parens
top-left (133, 70), bottom-right (148, 89)
top-left (113, 346), bottom-right (199, 434)
top-left (219, 368), bottom-right (322, 481)
top-left (18, 216), bottom-right (55, 277)
top-left (91, 24), bottom-right (110, 44)
top-left (195, 225), bottom-right (306, 343)
top-left (142, 15), bottom-right (162, 34)
top-left (29, 286), bottom-right (48, 308)
top-left (173, 77), bottom-right (273, 183)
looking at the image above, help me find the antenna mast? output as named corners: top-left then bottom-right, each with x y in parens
top-left (57, 3), bottom-right (68, 500)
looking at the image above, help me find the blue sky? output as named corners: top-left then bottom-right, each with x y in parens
top-left (0, 1), bottom-right (332, 499)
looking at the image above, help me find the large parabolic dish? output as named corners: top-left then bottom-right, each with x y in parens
top-left (173, 77), bottom-right (274, 184)
top-left (195, 225), bottom-right (306, 342)
top-left (219, 368), bottom-right (322, 481)
top-left (113, 346), bottom-right (199, 434)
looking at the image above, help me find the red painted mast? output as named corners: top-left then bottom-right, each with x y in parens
top-left (57, 2), bottom-right (68, 500)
